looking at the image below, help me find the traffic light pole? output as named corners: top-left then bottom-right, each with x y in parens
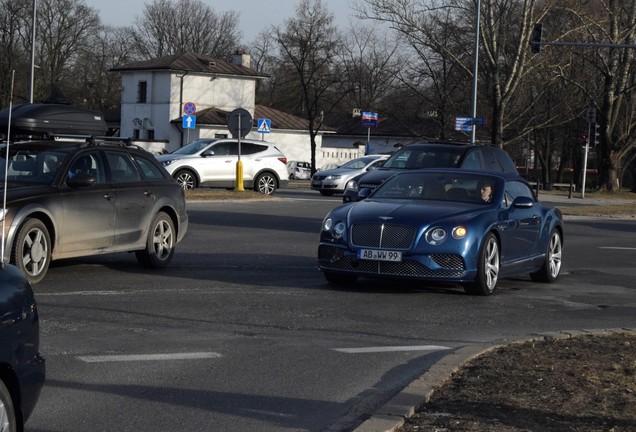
top-left (581, 135), bottom-right (590, 199)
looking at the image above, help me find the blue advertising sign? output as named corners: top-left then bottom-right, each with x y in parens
top-left (455, 116), bottom-right (486, 131)
top-left (362, 112), bottom-right (379, 127)
top-left (454, 117), bottom-right (472, 132)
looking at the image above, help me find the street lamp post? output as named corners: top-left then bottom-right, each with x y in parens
top-left (470, 0), bottom-right (481, 144)
top-left (29, 0), bottom-right (37, 104)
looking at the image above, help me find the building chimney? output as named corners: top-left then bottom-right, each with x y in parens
top-left (232, 48), bottom-right (251, 68)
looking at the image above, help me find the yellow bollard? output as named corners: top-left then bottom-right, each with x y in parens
top-left (235, 160), bottom-right (244, 191)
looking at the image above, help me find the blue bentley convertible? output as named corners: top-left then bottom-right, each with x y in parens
top-left (318, 169), bottom-right (564, 295)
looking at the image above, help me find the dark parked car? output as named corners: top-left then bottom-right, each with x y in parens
top-left (319, 169), bottom-right (563, 295)
top-left (0, 264), bottom-right (45, 431)
top-left (341, 142), bottom-right (518, 202)
top-left (0, 137), bottom-right (189, 283)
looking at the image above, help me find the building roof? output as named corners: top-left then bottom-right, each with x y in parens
top-left (110, 52), bottom-right (267, 78)
top-left (174, 105), bottom-right (336, 132)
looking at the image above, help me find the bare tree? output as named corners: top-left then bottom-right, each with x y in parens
top-left (35, 0), bottom-right (101, 101)
top-left (563, 0), bottom-right (636, 191)
top-left (130, 0), bottom-right (241, 60)
top-left (0, 0), bottom-right (34, 104)
top-left (272, 0), bottom-right (346, 172)
top-left (338, 25), bottom-right (404, 112)
top-left (71, 27), bottom-right (136, 113)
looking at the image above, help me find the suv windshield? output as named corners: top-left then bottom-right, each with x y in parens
top-left (382, 147), bottom-right (463, 169)
top-left (170, 139), bottom-right (215, 155)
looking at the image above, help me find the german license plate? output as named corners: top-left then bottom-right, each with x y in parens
top-left (358, 249), bottom-right (402, 262)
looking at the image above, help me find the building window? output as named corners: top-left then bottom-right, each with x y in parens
top-left (137, 81), bottom-right (147, 103)
top-left (147, 129), bottom-right (155, 140)
top-left (133, 129), bottom-right (140, 139)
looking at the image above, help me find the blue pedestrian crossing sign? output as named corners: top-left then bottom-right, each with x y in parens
top-left (183, 114), bottom-right (196, 129)
top-left (257, 118), bottom-right (271, 134)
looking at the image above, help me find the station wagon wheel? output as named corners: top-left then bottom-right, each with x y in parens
top-left (174, 169), bottom-right (197, 190)
top-left (465, 233), bottom-right (499, 296)
top-left (255, 172), bottom-right (277, 194)
top-left (323, 271), bottom-right (358, 285)
top-left (0, 380), bottom-right (17, 432)
top-left (12, 218), bottom-right (51, 284)
top-left (530, 229), bottom-right (562, 283)
top-left (136, 212), bottom-right (176, 268)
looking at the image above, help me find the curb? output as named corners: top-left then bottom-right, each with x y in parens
top-left (352, 327), bottom-right (636, 432)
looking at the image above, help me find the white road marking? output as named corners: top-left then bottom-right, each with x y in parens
top-left (334, 345), bottom-right (451, 354)
top-left (599, 247), bottom-right (636, 251)
top-left (78, 352), bottom-right (222, 363)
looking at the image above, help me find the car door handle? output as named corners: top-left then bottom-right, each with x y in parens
top-left (144, 190), bottom-right (154, 197)
top-left (103, 192), bottom-right (114, 200)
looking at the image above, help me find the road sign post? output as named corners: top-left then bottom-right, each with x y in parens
top-left (228, 108), bottom-right (253, 192)
top-left (361, 112), bottom-right (378, 154)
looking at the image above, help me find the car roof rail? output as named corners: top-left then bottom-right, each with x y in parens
top-left (84, 136), bottom-right (144, 150)
top-left (49, 133), bottom-right (93, 142)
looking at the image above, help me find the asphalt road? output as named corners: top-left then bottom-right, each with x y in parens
top-left (26, 190), bottom-right (636, 432)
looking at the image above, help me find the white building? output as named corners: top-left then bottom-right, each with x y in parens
top-left (110, 51), bottom-right (335, 165)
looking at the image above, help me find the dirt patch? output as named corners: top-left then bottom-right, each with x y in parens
top-left (397, 332), bottom-right (636, 432)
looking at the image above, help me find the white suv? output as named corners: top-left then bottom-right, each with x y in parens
top-left (157, 138), bottom-right (289, 194)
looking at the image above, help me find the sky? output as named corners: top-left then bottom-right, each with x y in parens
top-left (84, 0), bottom-right (358, 44)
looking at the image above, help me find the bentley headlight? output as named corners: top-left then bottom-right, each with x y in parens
top-left (426, 227), bottom-right (447, 245)
top-left (452, 226), bottom-right (468, 239)
top-left (333, 222), bottom-right (346, 239)
top-left (323, 217), bottom-right (333, 231)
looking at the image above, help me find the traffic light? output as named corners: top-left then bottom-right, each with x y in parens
top-left (593, 122), bottom-right (601, 147)
top-left (531, 23), bottom-right (544, 53)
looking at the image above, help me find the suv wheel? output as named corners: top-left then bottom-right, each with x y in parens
top-left (12, 218), bottom-right (51, 284)
top-left (174, 169), bottom-right (197, 190)
top-left (136, 212), bottom-right (176, 268)
top-left (255, 172), bottom-right (277, 194)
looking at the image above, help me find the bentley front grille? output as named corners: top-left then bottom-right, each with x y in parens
top-left (351, 223), bottom-right (416, 249)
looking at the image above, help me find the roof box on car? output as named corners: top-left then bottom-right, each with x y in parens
top-left (0, 103), bottom-right (107, 137)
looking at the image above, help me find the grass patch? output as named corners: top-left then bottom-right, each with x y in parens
top-left (185, 188), bottom-right (274, 201)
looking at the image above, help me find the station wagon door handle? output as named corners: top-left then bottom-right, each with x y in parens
top-left (103, 192), bottom-right (114, 200)
top-left (144, 190), bottom-right (154, 197)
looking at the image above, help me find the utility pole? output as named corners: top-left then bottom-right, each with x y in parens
top-left (29, 0), bottom-right (37, 103)
top-left (470, 0), bottom-right (481, 144)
